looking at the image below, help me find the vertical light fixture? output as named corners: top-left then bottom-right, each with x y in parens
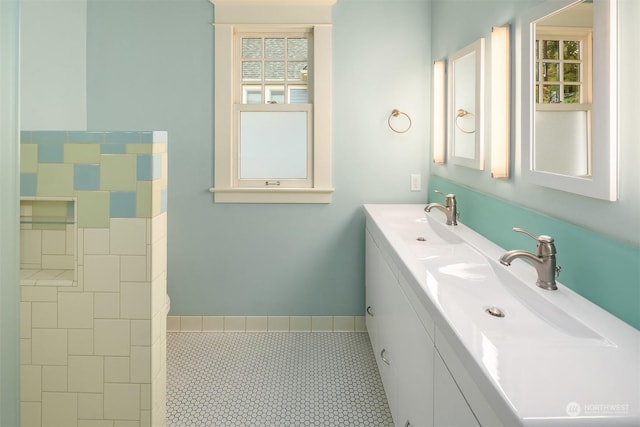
top-left (432, 60), bottom-right (446, 164)
top-left (490, 25), bottom-right (510, 178)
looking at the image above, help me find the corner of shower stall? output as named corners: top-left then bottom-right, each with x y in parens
top-left (19, 130), bottom-right (168, 427)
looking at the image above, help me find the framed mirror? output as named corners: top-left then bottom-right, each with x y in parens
top-left (521, 0), bottom-right (617, 200)
top-left (448, 38), bottom-right (485, 170)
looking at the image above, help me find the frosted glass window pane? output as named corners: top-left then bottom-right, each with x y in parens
top-left (242, 38), bottom-right (262, 59)
top-left (239, 112), bottom-right (307, 179)
top-left (265, 38), bottom-right (285, 59)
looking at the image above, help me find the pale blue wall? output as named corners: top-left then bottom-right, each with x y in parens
top-left (429, 0), bottom-right (640, 329)
top-left (0, 1), bottom-right (21, 424)
top-left (86, 0), bottom-right (432, 315)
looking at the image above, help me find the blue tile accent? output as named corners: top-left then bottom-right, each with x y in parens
top-left (137, 154), bottom-right (162, 180)
top-left (38, 144), bottom-right (64, 163)
top-left (31, 131), bottom-right (68, 143)
top-left (74, 164), bottom-right (100, 190)
top-left (140, 131), bottom-right (154, 142)
top-left (69, 131), bottom-right (105, 143)
top-left (161, 187), bottom-right (168, 213)
top-left (20, 131), bottom-right (32, 143)
top-left (20, 173), bottom-right (37, 196)
top-left (66, 201), bottom-right (75, 218)
top-left (100, 143), bottom-right (127, 154)
top-left (105, 131), bottom-right (143, 143)
top-left (110, 191), bottom-right (137, 218)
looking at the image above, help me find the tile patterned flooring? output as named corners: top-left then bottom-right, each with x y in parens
top-left (167, 332), bottom-right (393, 426)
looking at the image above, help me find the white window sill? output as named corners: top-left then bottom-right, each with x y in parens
top-left (208, 187), bottom-right (334, 203)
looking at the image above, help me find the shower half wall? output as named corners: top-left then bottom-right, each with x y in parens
top-left (19, 130), bottom-right (168, 427)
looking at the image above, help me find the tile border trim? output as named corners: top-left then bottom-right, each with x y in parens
top-left (167, 315), bottom-right (367, 333)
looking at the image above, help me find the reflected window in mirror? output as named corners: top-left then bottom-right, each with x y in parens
top-left (534, 6), bottom-right (593, 177)
top-left (521, 0), bottom-right (617, 201)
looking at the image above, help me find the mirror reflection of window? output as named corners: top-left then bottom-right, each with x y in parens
top-left (533, 1), bottom-right (593, 177)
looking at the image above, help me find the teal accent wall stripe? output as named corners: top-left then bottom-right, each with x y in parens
top-left (101, 143), bottom-right (127, 154)
top-left (429, 175), bottom-right (640, 330)
top-left (69, 130), bottom-right (105, 143)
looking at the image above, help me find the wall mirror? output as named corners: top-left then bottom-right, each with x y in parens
top-left (521, 0), bottom-right (617, 200)
top-left (448, 38), bottom-right (485, 170)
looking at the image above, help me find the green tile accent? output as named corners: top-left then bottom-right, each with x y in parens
top-left (136, 181), bottom-right (152, 218)
top-left (126, 143), bottom-right (153, 154)
top-left (32, 200), bottom-right (69, 219)
top-left (37, 163), bottom-right (74, 197)
top-left (428, 175), bottom-right (640, 329)
top-left (77, 191), bottom-right (110, 228)
top-left (20, 144), bottom-right (38, 173)
top-left (100, 154), bottom-right (137, 191)
top-left (64, 143), bottom-right (101, 164)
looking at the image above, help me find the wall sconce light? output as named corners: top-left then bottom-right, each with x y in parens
top-left (433, 60), bottom-right (446, 164)
top-left (490, 25), bottom-right (510, 179)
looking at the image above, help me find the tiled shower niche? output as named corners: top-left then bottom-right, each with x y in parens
top-left (20, 199), bottom-right (77, 287)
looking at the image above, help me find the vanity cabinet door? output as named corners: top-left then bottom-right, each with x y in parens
top-left (395, 273), bottom-right (434, 427)
top-left (365, 231), bottom-right (383, 353)
top-left (365, 230), bottom-right (402, 420)
top-left (434, 350), bottom-right (480, 427)
top-left (366, 230), bottom-right (434, 427)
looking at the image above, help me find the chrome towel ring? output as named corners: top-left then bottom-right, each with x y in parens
top-left (388, 109), bottom-right (412, 134)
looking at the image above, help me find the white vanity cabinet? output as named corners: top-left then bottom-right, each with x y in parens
top-left (365, 230), bottom-right (434, 427)
top-left (434, 350), bottom-right (480, 427)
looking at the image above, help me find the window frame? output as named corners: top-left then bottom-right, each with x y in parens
top-left (210, 0), bottom-right (335, 204)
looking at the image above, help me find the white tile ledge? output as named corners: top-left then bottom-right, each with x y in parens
top-left (168, 315), bottom-right (367, 333)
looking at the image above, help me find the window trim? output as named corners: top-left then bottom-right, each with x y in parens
top-left (210, 0), bottom-right (335, 203)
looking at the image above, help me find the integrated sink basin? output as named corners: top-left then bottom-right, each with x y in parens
top-left (364, 204), bottom-right (639, 426)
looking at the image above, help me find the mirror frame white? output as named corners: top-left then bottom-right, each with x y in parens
top-left (448, 38), bottom-right (485, 170)
top-left (521, 0), bottom-right (618, 201)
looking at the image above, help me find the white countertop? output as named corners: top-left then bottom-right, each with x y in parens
top-left (364, 204), bottom-right (640, 426)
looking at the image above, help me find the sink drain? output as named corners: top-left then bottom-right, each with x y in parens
top-left (485, 306), bottom-right (505, 318)
top-left (416, 237), bottom-right (427, 241)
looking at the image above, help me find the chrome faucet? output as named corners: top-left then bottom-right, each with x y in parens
top-left (425, 190), bottom-right (458, 225)
top-left (500, 227), bottom-right (561, 291)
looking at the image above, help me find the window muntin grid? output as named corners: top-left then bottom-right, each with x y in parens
top-left (239, 33), bottom-right (309, 105)
top-left (535, 35), bottom-right (588, 105)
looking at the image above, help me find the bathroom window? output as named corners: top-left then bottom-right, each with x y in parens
top-left (210, 0), bottom-right (335, 203)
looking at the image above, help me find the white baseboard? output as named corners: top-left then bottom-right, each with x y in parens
top-left (167, 315), bottom-right (367, 333)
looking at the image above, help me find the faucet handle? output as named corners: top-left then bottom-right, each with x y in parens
top-left (512, 227), bottom-right (554, 243)
top-left (433, 190), bottom-right (456, 206)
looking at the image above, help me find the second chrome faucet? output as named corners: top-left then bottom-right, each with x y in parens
top-left (500, 227), bottom-right (561, 291)
top-left (425, 190), bottom-right (458, 225)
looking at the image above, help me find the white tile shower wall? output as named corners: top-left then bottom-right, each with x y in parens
top-left (20, 131), bottom-right (168, 427)
top-left (167, 315), bottom-right (367, 333)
